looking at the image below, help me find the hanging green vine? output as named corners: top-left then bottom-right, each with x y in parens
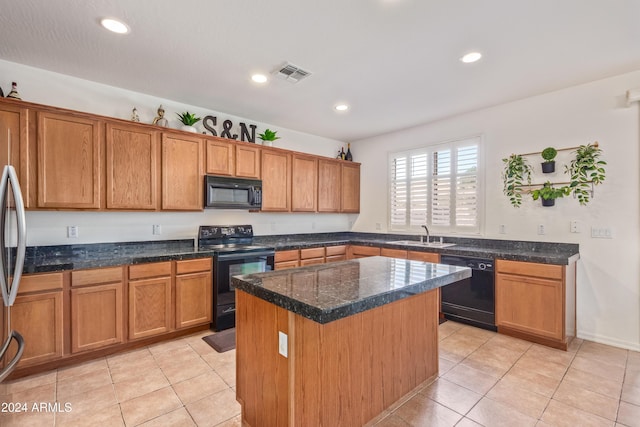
top-left (565, 143), bottom-right (606, 205)
top-left (502, 154), bottom-right (533, 207)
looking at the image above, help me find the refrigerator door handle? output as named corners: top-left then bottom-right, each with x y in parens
top-left (0, 165), bottom-right (10, 307)
top-left (0, 165), bottom-right (26, 307)
top-left (6, 165), bottom-right (26, 307)
top-left (0, 330), bottom-right (24, 383)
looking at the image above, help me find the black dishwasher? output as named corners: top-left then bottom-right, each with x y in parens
top-left (439, 255), bottom-right (496, 331)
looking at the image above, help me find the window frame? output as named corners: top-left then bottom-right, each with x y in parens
top-left (387, 135), bottom-right (484, 235)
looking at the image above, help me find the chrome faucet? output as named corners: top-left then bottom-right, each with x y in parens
top-left (421, 225), bottom-right (430, 244)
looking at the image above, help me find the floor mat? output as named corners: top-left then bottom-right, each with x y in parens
top-left (202, 328), bottom-right (236, 353)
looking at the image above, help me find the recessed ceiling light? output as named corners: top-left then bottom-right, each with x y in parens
top-left (460, 52), bottom-right (482, 63)
top-left (251, 74), bottom-right (268, 84)
top-left (335, 104), bottom-right (349, 112)
top-left (100, 18), bottom-right (130, 34)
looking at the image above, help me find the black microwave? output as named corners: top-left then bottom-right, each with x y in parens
top-left (204, 175), bottom-right (262, 209)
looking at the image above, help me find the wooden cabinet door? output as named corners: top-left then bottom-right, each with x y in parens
top-left (106, 122), bottom-right (159, 210)
top-left (496, 273), bottom-right (563, 340)
top-left (161, 133), bottom-right (203, 210)
top-left (341, 163), bottom-right (360, 213)
top-left (175, 271), bottom-right (212, 329)
top-left (71, 283), bottom-right (123, 353)
top-left (37, 111), bottom-right (102, 208)
top-left (407, 251), bottom-right (439, 263)
top-left (318, 159), bottom-right (341, 213)
top-left (206, 139), bottom-right (234, 176)
top-left (0, 102), bottom-right (27, 175)
top-left (129, 276), bottom-right (172, 340)
top-left (291, 154), bottom-right (318, 212)
top-left (348, 245), bottom-right (381, 259)
top-left (236, 144), bottom-right (261, 178)
top-left (261, 148), bottom-right (291, 212)
top-left (10, 290), bottom-right (64, 367)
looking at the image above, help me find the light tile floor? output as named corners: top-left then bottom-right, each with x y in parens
top-left (0, 321), bottom-right (638, 426)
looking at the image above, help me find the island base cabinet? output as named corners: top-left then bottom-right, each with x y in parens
top-left (236, 288), bottom-right (439, 427)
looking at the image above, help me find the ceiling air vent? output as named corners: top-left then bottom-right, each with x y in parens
top-left (273, 62), bottom-right (312, 83)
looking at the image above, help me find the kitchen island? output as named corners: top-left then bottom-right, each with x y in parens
top-left (231, 256), bottom-right (471, 427)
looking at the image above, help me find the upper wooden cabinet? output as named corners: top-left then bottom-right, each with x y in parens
top-left (318, 159), bottom-right (341, 213)
top-left (261, 148), bottom-right (291, 212)
top-left (0, 102), bottom-right (27, 171)
top-left (291, 154), bottom-right (318, 212)
top-left (235, 144), bottom-right (261, 179)
top-left (106, 122), bottom-right (160, 210)
top-left (36, 111), bottom-right (102, 209)
top-left (206, 139), bottom-right (235, 176)
top-left (206, 139), bottom-right (260, 179)
top-left (0, 102), bottom-right (29, 205)
top-left (341, 162), bottom-right (360, 213)
top-left (161, 133), bottom-right (203, 210)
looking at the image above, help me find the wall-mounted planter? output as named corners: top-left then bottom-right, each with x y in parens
top-left (541, 161), bottom-right (555, 173)
top-left (541, 198), bottom-right (555, 207)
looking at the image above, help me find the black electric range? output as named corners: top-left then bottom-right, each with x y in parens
top-left (197, 225), bottom-right (275, 331)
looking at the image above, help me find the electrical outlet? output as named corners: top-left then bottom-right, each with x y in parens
top-left (375, 223), bottom-right (382, 230)
top-left (499, 224), bottom-right (506, 234)
top-left (311, 222), bottom-right (316, 230)
top-left (278, 331), bottom-right (288, 358)
top-left (67, 226), bottom-right (78, 238)
top-left (570, 220), bottom-right (579, 233)
top-left (152, 224), bottom-right (161, 235)
top-left (538, 224), bottom-right (545, 235)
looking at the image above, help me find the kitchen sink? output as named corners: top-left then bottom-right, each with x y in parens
top-left (388, 240), bottom-right (456, 248)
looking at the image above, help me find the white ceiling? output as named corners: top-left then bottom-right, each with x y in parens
top-left (1, 0), bottom-right (639, 142)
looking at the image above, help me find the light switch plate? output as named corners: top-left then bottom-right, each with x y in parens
top-left (278, 331), bottom-right (288, 358)
top-left (67, 226), bottom-right (78, 238)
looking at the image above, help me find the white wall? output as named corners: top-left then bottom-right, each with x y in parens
top-left (352, 70), bottom-right (640, 351)
top-left (0, 59), bottom-right (353, 244)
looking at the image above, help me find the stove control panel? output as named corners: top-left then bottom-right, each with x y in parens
top-left (198, 225), bottom-right (254, 239)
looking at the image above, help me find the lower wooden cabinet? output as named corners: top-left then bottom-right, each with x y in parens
top-left (300, 247), bottom-right (325, 266)
top-left (407, 251), bottom-right (439, 263)
top-left (70, 266), bottom-right (124, 353)
top-left (495, 259), bottom-right (576, 350)
top-left (275, 250), bottom-right (300, 270)
top-left (9, 272), bottom-right (64, 367)
top-left (175, 258), bottom-right (212, 329)
top-left (348, 245), bottom-right (381, 259)
top-left (128, 262), bottom-right (173, 340)
top-left (325, 245), bottom-right (347, 263)
top-left (380, 248), bottom-right (408, 259)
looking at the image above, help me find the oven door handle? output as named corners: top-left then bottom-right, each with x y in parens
top-left (216, 250), bottom-right (275, 261)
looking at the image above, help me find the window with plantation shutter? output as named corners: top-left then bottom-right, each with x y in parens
top-left (388, 136), bottom-right (482, 234)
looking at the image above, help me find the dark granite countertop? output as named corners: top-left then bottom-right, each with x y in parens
top-left (231, 256), bottom-right (471, 324)
top-left (20, 239), bottom-right (217, 274)
top-left (254, 232), bottom-right (580, 265)
top-left (19, 232), bottom-right (579, 274)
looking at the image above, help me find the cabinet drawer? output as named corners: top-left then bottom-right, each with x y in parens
top-left (176, 258), bottom-right (212, 275)
top-left (496, 259), bottom-right (563, 280)
top-left (129, 261), bottom-right (172, 280)
top-left (407, 251), bottom-right (439, 263)
top-left (19, 272), bottom-right (64, 294)
top-left (325, 245), bottom-right (347, 256)
top-left (275, 260), bottom-right (299, 270)
top-left (381, 248), bottom-right (407, 259)
top-left (275, 250), bottom-right (299, 263)
top-left (300, 247), bottom-right (325, 259)
top-left (326, 255), bottom-right (347, 263)
top-left (300, 258), bottom-right (324, 266)
top-left (72, 266), bottom-right (123, 287)
top-left (350, 245), bottom-right (380, 257)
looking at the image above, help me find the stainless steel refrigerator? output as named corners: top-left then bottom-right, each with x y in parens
top-left (0, 131), bottom-right (26, 382)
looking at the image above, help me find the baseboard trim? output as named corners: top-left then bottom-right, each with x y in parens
top-left (577, 330), bottom-right (640, 352)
